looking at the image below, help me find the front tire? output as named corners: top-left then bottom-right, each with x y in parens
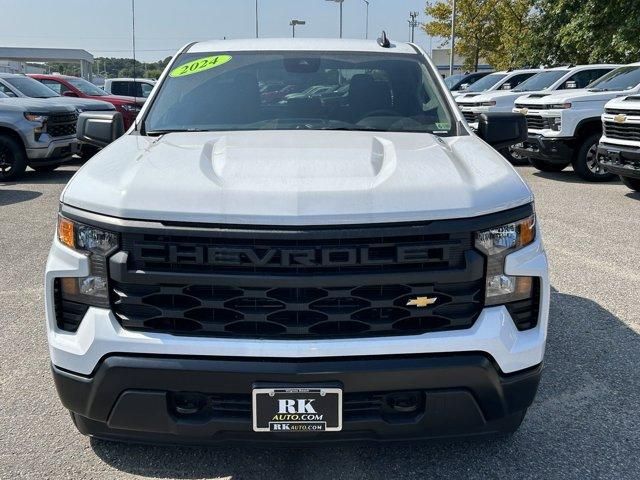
top-left (529, 157), bottom-right (570, 172)
top-left (572, 133), bottom-right (616, 182)
top-left (30, 164), bottom-right (61, 173)
top-left (620, 176), bottom-right (640, 192)
top-left (0, 134), bottom-right (27, 181)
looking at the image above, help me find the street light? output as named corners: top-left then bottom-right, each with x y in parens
top-left (449, 0), bottom-right (457, 76)
top-left (290, 19), bottom-right (306, 38)
top-left (325, 0), bottom-right (344, 38)
top-left (362, 0), bottom-right (369, 39)
top-left (408, 11), bottom-right (419, 43)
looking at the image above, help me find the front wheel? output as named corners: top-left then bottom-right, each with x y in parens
top-left (499, 147), bottom-right (530, 166)
top-left (0, 134), bottom-right (27, 181)
top-left (572, 134), bottom-right (616, 182)
top-left (620, 176), bottom-right (640, 192)
top-left (529, 157), bottom-right (570, 172)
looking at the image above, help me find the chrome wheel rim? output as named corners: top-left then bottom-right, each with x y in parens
top-left (585, 142), bottom-right (605, 175)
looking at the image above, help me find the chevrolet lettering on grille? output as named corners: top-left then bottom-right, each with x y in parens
top-left (134, 244), bottom-right (449, 267)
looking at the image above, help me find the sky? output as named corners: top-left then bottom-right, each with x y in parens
top-left (0, 0), bottom-right (438, 62)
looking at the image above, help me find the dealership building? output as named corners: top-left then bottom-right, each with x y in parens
top-left (0, 47), bottom-right (94, 79)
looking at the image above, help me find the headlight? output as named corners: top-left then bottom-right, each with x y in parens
top-left (475, 214), bottom-right (536, 306)
top-left (24, 113), bottom-right (47, 122)
top-left (57, 215), bottom-right (118, 307)
top-left (121, 104), bottom-right (141, 113)
top-left (549, 103), bottom-right (571, 109)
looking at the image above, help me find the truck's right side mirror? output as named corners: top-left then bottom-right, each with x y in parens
top-left (77, 111), bottom-right (125, 148)
top-left (476, 112), bottom-right (528, 150)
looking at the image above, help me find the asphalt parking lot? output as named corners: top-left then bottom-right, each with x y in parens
top-left (1, 163), bottom-right (639, 479)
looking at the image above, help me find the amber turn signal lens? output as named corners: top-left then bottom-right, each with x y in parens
top-left (518, 215), bottom-right (536, 248)
top-left (58, 216), bottom-right (75, 249)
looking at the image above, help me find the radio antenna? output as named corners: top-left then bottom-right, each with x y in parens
top-left (131, 0), bottom-right (138, 130)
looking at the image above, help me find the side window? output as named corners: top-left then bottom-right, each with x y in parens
top-left (111, 81), bottom-right (131, 96)
top-left (563, 71), bottom-right (595, 89)
top-left (139, 83), bottom-right (153, 97)
top-left (0, 83), bottom-right (17, 97)
top-left (41, 80), bottom-right (65, 94)
top-left (586, 69), bottom-right (612, 87)
top-left (501, 73), bottom-right (536, 90)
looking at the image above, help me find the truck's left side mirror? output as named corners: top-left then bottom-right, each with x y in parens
top-left (476, 112), bottom-right (528, 150)
top-left (77, 111), bottom-right (125, 148)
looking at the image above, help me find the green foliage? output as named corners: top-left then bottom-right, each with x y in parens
top-left (424, 0), bottom-right (640, 70)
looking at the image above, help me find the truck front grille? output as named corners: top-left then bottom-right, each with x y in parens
top-left (111, 279), bottom-right (484, 338)
top-left (525, 115), bottom-right (549, 130)
top-left (603, 121), bottom-right (640, 141)
top-left (462, 111), bottom-right (477, 123)
top-left (47, 113), bottom-right (78, 137)
top-left (108, 219), bottom-right (494, 339)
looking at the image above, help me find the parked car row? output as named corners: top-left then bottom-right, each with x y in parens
top-left (448, 63), bottom-right (640, 190)
top-left (0, 74), bottom-right (154, 181)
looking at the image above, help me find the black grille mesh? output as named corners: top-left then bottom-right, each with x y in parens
top-left (47, 113), bottom-right (78, 138)
top-left (112, 280), bottom-right (484, 338)
top-left (603, 121), bottom-right (640, 141)
top-left (525, 115), bottom-right (550, 130)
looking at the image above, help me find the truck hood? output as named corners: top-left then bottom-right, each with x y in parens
top-left (62, 131), bottom-right (533, 226)
top-left (46, 97), bottom-right (116, 112)
top-left (0, 97), bottom-right (77, 113)
top-left (515, 88), bottom-right (633, 106)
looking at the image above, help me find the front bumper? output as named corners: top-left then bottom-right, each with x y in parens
top-left (511, 134), bottom-right (574, 164)
top-left (597, 143), bottom-right (640, 179)
top-left (26, 136), bottom-right (80, 164)
top-left (53, 354), bottom-right (541, 443)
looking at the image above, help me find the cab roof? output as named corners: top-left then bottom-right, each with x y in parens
top-left (188, 38), bottom-right (418, 55)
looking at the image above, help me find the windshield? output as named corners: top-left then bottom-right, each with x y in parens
top-left (588, 66), bottom-right (640, 91)
top-left (6, 76), bottom-right (59, 98)
top-left (465, 73), bottom-right (507, 92)
top-left (145, 51), bottom-right (455, 135)
top-left (444, 74), bottom-right (464, 88)
top-left (513, 70), bottom-right (566, 92)
top-left (66, 77), bottom-right (108, 96)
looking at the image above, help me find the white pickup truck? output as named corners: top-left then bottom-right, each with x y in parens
top-left (597, 95), bottom-right (640, 191)
top-left (512, 63), bottom-right (640, 181)
top-left (45, 37), bottom-right (549, 444)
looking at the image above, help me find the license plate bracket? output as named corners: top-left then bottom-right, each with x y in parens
top-left (252, 386), bottom-right (342, 433)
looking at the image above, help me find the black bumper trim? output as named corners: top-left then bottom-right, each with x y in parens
top-left (511, 134), bottom-right (574, 163)
top-left (52, 354), bottom-right (542, 443)
top-left (598, 144), bottom-right (640, 179)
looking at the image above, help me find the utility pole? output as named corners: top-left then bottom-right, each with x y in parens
top-left (449, 0), bottom-right (457, 76)
top-left (290, 19), bottom-right (306, 38)
top-left (326, 0), bottom-right (344, 38)
top-left (409, 11), bottom-right (419, 43)
top-left (363, 0), bottom-right (370, 39)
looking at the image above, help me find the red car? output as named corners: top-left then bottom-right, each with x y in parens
top-left (29, 74), bottom-right (143, 129)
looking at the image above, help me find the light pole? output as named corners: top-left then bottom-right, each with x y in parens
top-left (449, 0), bottom-right (457, 76)
top-left (255, 0), bottom-right (259, 38)
top-left (290, 19), bottom-right (306, 38)
top-left (408, 11), bottom-right (419, 43)
top-left (326, 0), bottom-right (344, 38)
top-left (362, 0), bottom-right (369, 39)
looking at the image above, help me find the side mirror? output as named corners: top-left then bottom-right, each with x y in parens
top-left (477, 112), bottom-right (528, 150)
top-left (62, 90), bottom-right (79, 97)
top-left (77, 111), bottom-right (125, 148)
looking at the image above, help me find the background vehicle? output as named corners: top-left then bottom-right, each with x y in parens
top-left (512, 63), bottom-right (640, 181)
top-left (462, 65), bottom-right (617, 164)
top-left (29, 74), bottom-right (142, 129)
top-left (445, 71), bottom-right (492, 95)
top-left (46, 38), bottom-right (548, 444)
top-left (103, 78), bottom-right (156, 100)
top-left (597, 95), bottom-right (640, 191)
top-left (0, 91), bottom-right (79, 180)
top-left (454, 69), bottom-right (541, 100)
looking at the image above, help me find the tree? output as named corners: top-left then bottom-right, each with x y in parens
top-left (423, 0), bottom-right (501, 71)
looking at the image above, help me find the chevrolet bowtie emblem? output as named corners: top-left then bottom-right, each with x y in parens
top-left (614, 113), bottom-right (627, 123)
top-left (406, 296), bottom-right (437, 308)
